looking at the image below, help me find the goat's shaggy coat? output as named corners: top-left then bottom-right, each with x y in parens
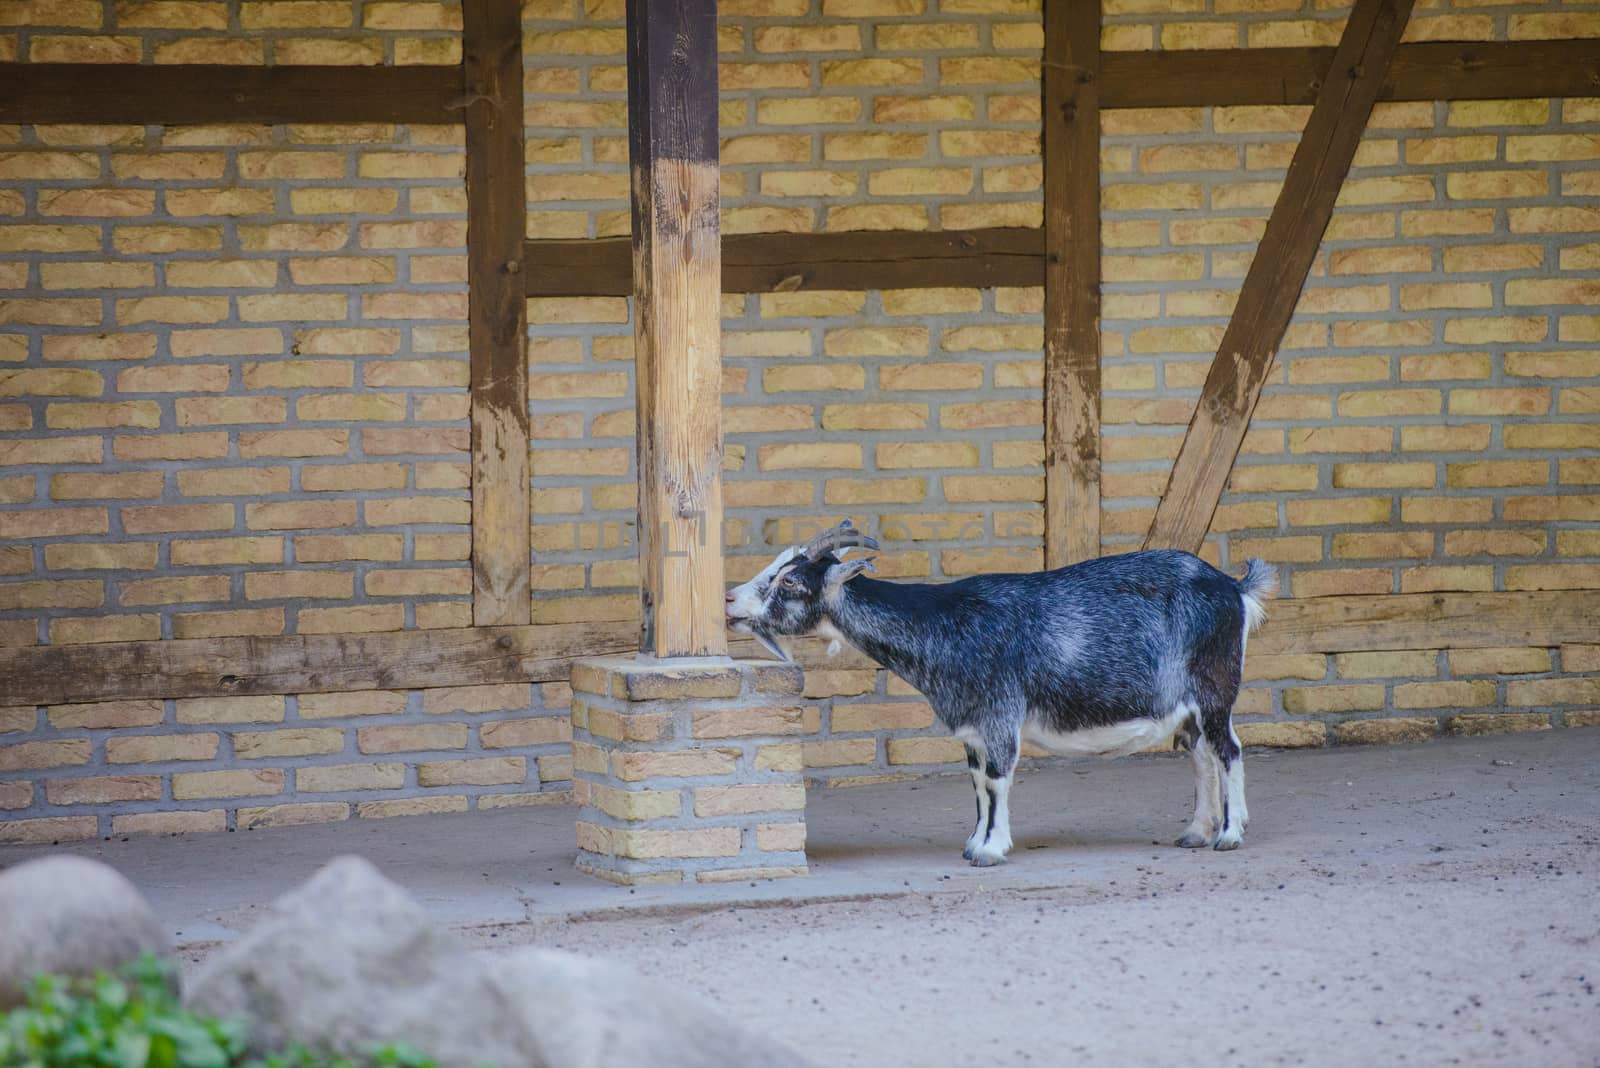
top-left (725, 522), bottom-right (1275, 866)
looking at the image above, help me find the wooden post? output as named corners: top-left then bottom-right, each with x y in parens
top-left (626, 0), bottom-right (727, 658)
top-left (463, 0), bottom-right (531, 626)
top-left (1042, 0), bottom-right (1102, 568)
top-left (1143, 0), bottom-right (1414, 555)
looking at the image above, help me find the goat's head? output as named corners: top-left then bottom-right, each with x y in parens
top-left (725, 519), bottom-right (878, 659)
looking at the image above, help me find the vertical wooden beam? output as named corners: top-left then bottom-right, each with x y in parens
top-left (1143, 0), bottom-right (1415, 555)
top-left (1043, 0), bottom-right (1102, 569)
top-left (627, 0), bottom-right (727, 658)
top-left (463, 0), bottom-right (531, 626)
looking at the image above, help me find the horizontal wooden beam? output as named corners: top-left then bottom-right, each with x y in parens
top-left (4, 39), bottom-right (1593, 128)
top-left (0, 621), bottom-right (637, 708)
top-left (0, 63), bottom-right (464, 125)
top-left (1100, 39), bottom-right (1600, 109)
top-left (525, 227), bottom-right (1044, 297)
top-left (1249, 590), bottom-right (1600, 657)
top-left (2, 590), bottom-right (1594, 707)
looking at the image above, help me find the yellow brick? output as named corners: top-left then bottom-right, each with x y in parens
top-left (1330, 462), bottom-right (1434, 490)
top-left (415, 757), bottom-right (524, 787)
top-left (39, 776), bottom-right (145, 808)
top-left (936, 52), bottom-right (1036, 84)
top-left (172, 607), bottom-right (285, 639)
top-left (1334, 718), bottom-right (1438, 746)
top-left (1446, 100), bottom-right (1550, 128)
top-left (175, 695), bottom-right (285, 725)
top-left (694, 783), bottom-right (805, 817)
top-left (357, 796), bottom-right (469, 819)
top-left (608, 826), bottom-right (740, 860)
top-left (1288, 427), bottom-right (1393, 454)
top-left (1244, 654), bottom-right (1326, 683)
top-left (0, 739), bottom-right (93, 771)
top-left (1291, 569), bottom-right (1392, 598)
top-left (0, 817), bottom-right (100, 845)
top-left (754, 442), bottom-right (860, 472)
top-left (1235, 722), bottom-right (1327, 748)
top-left (886, 736), bottom-right (965, 765)
top-left (298, 762), bottom-right (404, 792)
top-left (173, 768), bottom-right (284, 800)
top-left (104, 733), bottom-right (219, 763)
top-left (46, 696), bottom-right (163, 729)
top-left (232, 727), bottom-right (344, 759)
top-left (1448, 647), bottom-right (1550, 676)
top-left (1399, 566), bottom-right (1494, 593)
top-left (1505, 564), bottom-right (1600, 591)
top-left (1446, 713), bottom-right (1551, 737)
top-left (1446, 460), bottom-right (1547, 488)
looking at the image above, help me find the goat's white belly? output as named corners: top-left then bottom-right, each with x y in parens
top-left (1024, 703), bottom-right (1192, 759)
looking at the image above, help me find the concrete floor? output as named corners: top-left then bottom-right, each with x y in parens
top-left (4, 728), bottom-right (1599, 1066)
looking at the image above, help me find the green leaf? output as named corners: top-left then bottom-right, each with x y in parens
top-left (113, 1029), bottom-right (152, 1068)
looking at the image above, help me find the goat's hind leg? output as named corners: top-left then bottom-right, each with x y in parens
top-left (1176, 706), bottom-right (1222, 848)
top-left (1176, 704), bottom-right (1245, 850)
top-left (1211, 711), bottom-right (1246, 851)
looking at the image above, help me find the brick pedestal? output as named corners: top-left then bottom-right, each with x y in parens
top-left (569, 655), bottom-right (811, 886)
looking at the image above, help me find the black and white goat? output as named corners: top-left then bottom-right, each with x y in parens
top-left (725, 521), bottom-right (1276, 867)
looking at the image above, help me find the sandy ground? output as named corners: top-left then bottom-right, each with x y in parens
top-left (7, 729), bottom-right (1599, 1067)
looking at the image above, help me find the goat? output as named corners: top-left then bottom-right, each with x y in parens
top-left (725, 520), bottom-right (1276, 867)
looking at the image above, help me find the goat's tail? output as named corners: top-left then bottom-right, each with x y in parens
top-left (1237, 558), bottom-right (1277, 636)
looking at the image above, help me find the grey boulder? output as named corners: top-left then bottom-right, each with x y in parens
top-left (0, 855), bottom-right (172, 1008)
top-left (185, 855), bottom-right (812, 1068)
top-left (496, 946), bottom-right (814, 1068)
top-left (185, 855), bottom-right (547, 1068)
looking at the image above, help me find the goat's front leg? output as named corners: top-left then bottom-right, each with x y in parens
top-left (967, 726), bottom-right (1019, 867)
top-left (962, 740), bottom-right (989, 862)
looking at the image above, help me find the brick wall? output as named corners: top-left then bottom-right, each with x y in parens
top-left (3, 0), bottom-right (1599, 841)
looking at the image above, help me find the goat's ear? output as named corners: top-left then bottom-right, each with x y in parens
top-left (825, 559), bottom-right (875, 587)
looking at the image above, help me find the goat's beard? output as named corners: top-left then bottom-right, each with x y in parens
top-left (728, 617), bottom-right (794, 662)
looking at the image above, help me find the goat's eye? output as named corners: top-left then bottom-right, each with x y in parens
top-left (780, 574), bottom-right (799, 591)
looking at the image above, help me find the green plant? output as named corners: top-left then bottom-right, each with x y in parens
top-left (0, 957), bottom-right (440, 1068)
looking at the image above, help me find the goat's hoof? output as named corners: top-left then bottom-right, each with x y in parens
top-left (1174, 831), bottom-right (1212, 849)
top-left (969, 852), bottom-right (1006, 868)
top-left (1213, 834), bottom-right (1242, 852)
top-left (961, 845), bottom-right (976, 861)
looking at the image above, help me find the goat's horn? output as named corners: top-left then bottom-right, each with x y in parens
top-left (801, 519), bottom-right (879, 561)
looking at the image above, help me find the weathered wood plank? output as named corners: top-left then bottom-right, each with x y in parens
top-left (1249, 590), bottom-right (1600, 657)
top-left (464, 0), bottom-right (531, 626)
top-left (1099, 38), bottom-right (1600, 108)
top-left (0, 63), bottom-right (463, 124)
top-left (627, 0), bottom-right (727, 657)
top-left (0, 622), bottom-right (638, 708)
top-left (2, 591), bottom-right (1594, 706)
top-left (524, 228), bottom-right (1045, 297)
top-left (1144, 0), bottom-right (1416, 554)
top-left (1042, 0), bottom-right (1102, 569)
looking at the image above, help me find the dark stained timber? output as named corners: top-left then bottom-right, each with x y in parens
top-left (525, 228), bottom-right (1045, 297)
top-left (1042, 0), bottom-right (1102, 568)
top-left (0, 63), bottom-right (463, 124)
top-left (0, 622), bottom-right (638, 708)
top-left (626, 0), bottom-right (727, 657)
top-left (463, 0), bottom-right (532, 626)
top-left (1100, 39), bottom-right (1600, 108)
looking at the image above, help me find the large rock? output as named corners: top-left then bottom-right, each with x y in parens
top-left (186, 855), bottom-right (812, 1068)
top-left (185, 856), bottom-right (548, 1068)
top-left (0, 855), bottom-right (171, 1008)
top-left (496, 946), bottom-right (814, 1068)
